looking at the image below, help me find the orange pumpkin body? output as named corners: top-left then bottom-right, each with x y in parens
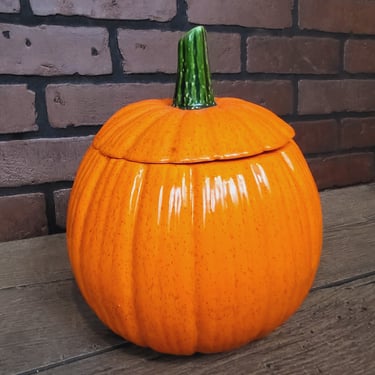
top-left (66, 97), bottom-right (322, 355)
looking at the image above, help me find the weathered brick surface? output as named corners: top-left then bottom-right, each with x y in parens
top-left (299, 0), bottom-right (375, 34)
top-left (247, 36), bottom-right (339, 74)
top-left (54, 189), bottom-right (71, 229)
top-left (187, 0), bottom-right (293, 29)
top-left (0, 0), bottom-right (20, 13)
top-left (344, 40), bottom-right (375, 73)
top-left (0, 24), bottom-right (111, 75)
top-left (213, 80), bottom-right (293, 115)
top-left (0, 85), bottom-right (38, 134)
top-left (118, 30), bottom-right (241, 73)
top-left (46, 81), bottom-right (293, 127)
top-left (291, 120), bottom-right (339, 154)
top-left (30, 0), bottom-right (176, 21)
top-left (341, 117), bottom-right (375, 149)
top-left (0, 137), bottom-right (92, 187)
top-left (1, 0), bottom-right (375, 241)
top-left (298, 80), bottom-right (375, 114)
top-left (0, 193), bottom-right (48, 242)
top-left (308, 153), bottom-right (375, 190)
top-left (46, 83), bottom-right (174, 127)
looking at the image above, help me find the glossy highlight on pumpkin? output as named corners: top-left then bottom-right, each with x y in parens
top-left (67, 136), bottom-right (322, 355)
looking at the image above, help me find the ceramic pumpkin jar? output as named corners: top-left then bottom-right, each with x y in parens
top-left (67, 26), bottom-right (322, 355)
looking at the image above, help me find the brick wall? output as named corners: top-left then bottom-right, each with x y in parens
top-left (1, 0), bottom-right (374, 242)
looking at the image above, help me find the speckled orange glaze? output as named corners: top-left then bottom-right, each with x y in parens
top-left (66, 98), bottom-right (322, 355)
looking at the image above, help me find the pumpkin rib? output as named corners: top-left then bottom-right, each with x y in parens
top-left (67, 148), bottom-right (108, 292)
top-left (125, 108), bottom-right (186, 163)
top-left (112, 107), bottom-right (175, 158)
top-left (93, 111), bottom-right (146, 150)
top-left (213, 106), bottom-right (266, 157)
top-left (270, 151), bottom-right (299, 330)
top-left (247, 160), bottom-right (274, 340)
top-left (256, 144), bottom-right (320, 330)
top-left (66, 147), bottom-right (101, 237)
top-left (269, 149), bottom-right (304, 328)
top-left (128, 164), bottom-right (152, 348)
top-left (94, 103), bottom-right (171, 156)
top-left (136, 164), bottom-right (175, 352)
top-left (217, 106), bottom-right (270, 156)
top-left (224, 98), bottom-right (295, 140)
top-left (94, 159), bottom-right (131, 336)
top-left (70, 150), bottom-right (111, 308)
top-left (199, 106), bottom-right (257, 161)
top-left (131, 164), bottom-right (199, 354)
top-left (285, 142), bottom-right (322, 272)
top-left (93, 101), bottom-right (155, 148)
top-left (223, 104), bottom-right (291, 151)
top-left (77, 156), bottom-right (119, 325)
top-left (105, 161), bottom-right (147, 346)
top-left (192, 162), bottom-right (254, 351)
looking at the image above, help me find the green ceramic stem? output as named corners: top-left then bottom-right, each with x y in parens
top-left (173, 26), bottom-right (216, 110)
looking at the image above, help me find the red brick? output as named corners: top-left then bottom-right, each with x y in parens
top-left (187, 0), bottom-right (293, 29)
top-left (341, 117), bottom-right (375, 149)
top-left (291, 120), bottom-right (339, 154)
top-left (0, 24), bottom-right (111, 75)
top-left (46, 81), bottom-right (292, 127)
top-left (213, 80), bottom-right (293, 115)
top-left (247, 36), bottom-right (339, 74)
top-left (344, 40), bottom-right (375, 73)
top-left (299, 0), bottom-right (375, 34)
top-left (30, 0), bottom-right (176, 21)
top-left (54, 189), bottom-right (71, 229)
top-left (0, 0), bottom-right (20, 13)
top-left (308, 153), bottom-right (375, 190)
top-left (298, 80), bottom-right (375, 115)
top-left (0, 193), bottom-right (48, 242)
top-left (46, 83), bottom-right (174, 128)
top-left (0, 85), bottom-right (37, 134)
top-left (118, 30), bottom-right (241, 74)
top-left (0, 137), bottom-right (92, 187)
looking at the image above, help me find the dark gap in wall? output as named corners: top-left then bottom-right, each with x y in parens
top-left (304, 146), bottom-right (375, 160)
top-left (0, 181), bottom-right (73, 197)
top-left (0, 126), bottom-right (100, 142)
top-left (1, 71), bottom-right (374, 88)
top-left (107, 25), bottom-right (126, 79)
top-left (170, 0), bottom-right (189, 30)
top-left (338, 39), bottom-right (346, 75)
top-left (19, 0), bottom-right (33, 19)
top-left (291, 78), bottom-right (299, 117)
top-left (290, 0), bottom-right (299, 116)
top-left (26, 80), bottom-right (50, 136)
top-left (292, 0), bottom-right (299, 30)
top-left (239, 33), bottom-right (247, 75)
top-left (44, 186), bottom-right (65, 235)
top-left (0, 13), bottom-right (185, 29)
top-left (282, 111), bottom-right (375, 126)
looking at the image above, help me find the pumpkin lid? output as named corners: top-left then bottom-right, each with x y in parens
top-left (93, 97), bottom-right (295, 164)
top-left (93, 26), bottom-right (295, 164)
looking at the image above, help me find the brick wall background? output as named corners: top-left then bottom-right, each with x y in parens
top-left (0, 0), bottom-right (375, 242)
